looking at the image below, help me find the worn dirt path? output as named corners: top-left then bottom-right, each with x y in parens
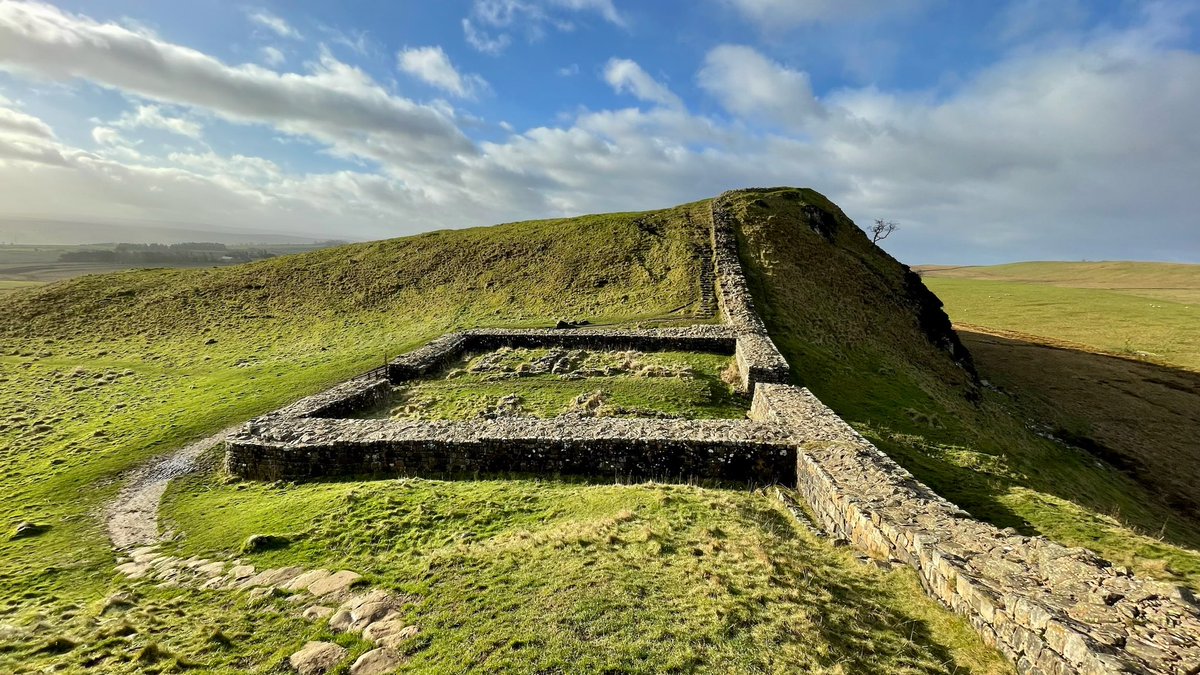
top-left (104, 427), bottom-right (236, 551)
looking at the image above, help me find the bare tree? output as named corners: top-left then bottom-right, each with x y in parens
top-left (871, 219), bottom-right (898, 243)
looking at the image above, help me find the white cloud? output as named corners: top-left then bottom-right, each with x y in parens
top-left (115, 104), bottom-right (203, 139)
top-left (246, 8), bottom-right (301, 40)
top-left (0, 2), bottom-right (473, 167)
top-left (462, 18), bottom-right (512, 56)
top-left (0, 2), bottom-right (1198, 265)
top-left (698, 45), bottom-right (823, 129)
top-left (260, 46), bottom-right (285, 67)
top-left (603, 58), bottom-right (682, 108)
top-left (397, 46), bottom-right (488, 99)
top-left (0, 104), bottom-right (54, 139)
top-left (724, 0), bottom-right (925, 28)
top-left (463, 0), bottom-right (625, 55)
top-left (557, 63), bottom-right (580, 76)
top-left (90, 126), bottom-right (122, 145)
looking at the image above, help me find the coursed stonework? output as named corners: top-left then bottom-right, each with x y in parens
top-left (752, 384), bottom-right (1200, 675)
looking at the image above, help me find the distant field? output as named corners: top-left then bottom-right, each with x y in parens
top-left (921, 261), bottom-right (1200, 372)
top-left (0, 243), bottom-right (337, 285)
top-left (0, 280), bottom-right (44, 293)
top-left (921, 261), bottom-right (1200, 538)
top-left (921, 260), bottom-right (1200, 306)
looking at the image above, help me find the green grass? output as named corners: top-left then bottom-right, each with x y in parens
top-left (160, 476), bottom-right (1011, 673)
top-left (0, 280), bottom-right (43, 293)
top-left (918, 261), bottom-right (1200, 305)
top-left (366, 348), bottom-right (746, 420)
top-left (727, 188), bottom-right (1200, 589)
top-left (922, 275), bottom-right (1200, 371)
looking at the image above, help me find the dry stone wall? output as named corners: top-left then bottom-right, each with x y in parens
top-left (226, 415), bottom-right (795, 484)
top-left (751, 384), bottom-right (1200, 675)
top-left (710, 193), bottom-right (790, 391)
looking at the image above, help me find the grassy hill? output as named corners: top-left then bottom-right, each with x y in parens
top-left (2, 192), bottom-right (1197, 672)
top-left (0, 198), bottom-right (1010, 673)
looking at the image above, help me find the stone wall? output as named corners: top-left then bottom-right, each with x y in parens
top-left (226, 415), bottom-right (796, 485)
top-left (385, 327), bottom-right (738, 388)
top-left (751, 383), bottom-right (1200, 675)
top-left (710, 193), bottom-right (790, 391)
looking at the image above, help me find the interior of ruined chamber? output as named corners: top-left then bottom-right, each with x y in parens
top-left (352, 346), bottom-right (749, 421)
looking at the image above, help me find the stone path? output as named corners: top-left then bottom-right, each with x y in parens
top-left (103, 429), bottom-right (416, 673)
top-left (104, 427), bottom-right (236, 550)
top-left (114, 544), bottom-right (415, 674)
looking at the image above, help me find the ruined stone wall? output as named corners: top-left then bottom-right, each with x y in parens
top-left (751, 384), bottom-right (1200, 675)
top-left (384, 327), bottom-right (737, 386)
top-left (226, 415), bottom-right (795, 485)
top-left (710, 194), bottom-right (790, 391)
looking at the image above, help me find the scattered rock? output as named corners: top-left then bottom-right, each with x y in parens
top-left (376, 624), bottom-right (419, 650)
top-left (10, 522), bottom-right (48, 539)
top-left (329, 609), bottom-right (353, 633)
top-left (307, 570), bottom-right (363, 598)
top-left (241, 533), bottom-right (292, 554)
top-left (229, 564), bottom-right (256, 579)
top-left (303, 605), bottom-right (336, 621)
top-left (285, 569), bottom-right (332, 592)
top-left (350, 647), bottom-right (404, 675)
top-left (288, 641), bottom-right (348, 675)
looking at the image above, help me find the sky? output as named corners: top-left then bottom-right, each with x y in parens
top-left (0, 0), bottom-right (1198, 263)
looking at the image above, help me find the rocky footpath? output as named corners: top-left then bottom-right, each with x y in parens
top-left (115, 545), bottom-right (417, 675)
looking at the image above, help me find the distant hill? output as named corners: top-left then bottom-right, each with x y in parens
top-left (0, 217), bottom-right (329, 245)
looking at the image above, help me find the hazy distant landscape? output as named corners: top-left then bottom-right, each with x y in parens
top-left (0, 241), bottom-right (347, 290)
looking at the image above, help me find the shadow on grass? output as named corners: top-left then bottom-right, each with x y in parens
top-left (960, 329), bottom-right (1200, 524)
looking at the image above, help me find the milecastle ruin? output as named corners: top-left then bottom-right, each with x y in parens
top-left (225, 191), bottom-right (1200, 675)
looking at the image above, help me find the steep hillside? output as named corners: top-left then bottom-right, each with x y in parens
top-left (727, 188), bottom-right (1200, 586)
top-left (0, 199), bottom-right (1011, 673)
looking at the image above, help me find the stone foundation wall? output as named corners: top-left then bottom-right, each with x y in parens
top-left (226, 415), bottom-right (796, 485)
top-left (385, 327), bottom-right (738, 388)
top-left (751, 384), bottom-right (1200, 675)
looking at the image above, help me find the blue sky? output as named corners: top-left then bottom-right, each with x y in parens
top-left (0, 0), bottom-right (1198, 263)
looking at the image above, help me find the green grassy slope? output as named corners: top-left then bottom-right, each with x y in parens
top-left (0, 200), bottom-right (1010, 672)
top-left (728, 188), bottom-right (1200, 588)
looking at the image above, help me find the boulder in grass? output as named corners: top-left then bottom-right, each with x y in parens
top-left (10, 522), bottom-right (48, 540)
